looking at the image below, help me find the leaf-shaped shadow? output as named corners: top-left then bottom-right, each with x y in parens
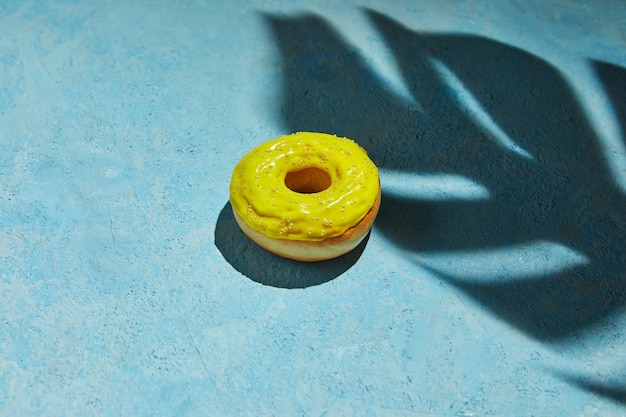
top-left (553, 371), bottom-right (626, 405)
top-left (264, 9), bottom-right (626, 341)
top-left (593, 59), bottom-right (626, 156)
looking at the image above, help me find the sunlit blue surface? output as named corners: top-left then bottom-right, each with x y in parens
top-left (413, 240), bottom-right (589, 281)
top-left (1, 0), bottom-right (625, 415)
top-left (380, 170), bottom-right (491, 201)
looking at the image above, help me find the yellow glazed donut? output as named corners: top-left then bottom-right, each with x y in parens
top-left (229, 132), bottom-right (380, 262)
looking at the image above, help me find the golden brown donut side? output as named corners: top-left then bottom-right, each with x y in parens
top-left (232, 187), bottom-right (381, 262)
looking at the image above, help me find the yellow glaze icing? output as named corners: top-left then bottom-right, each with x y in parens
top-left (230, 132), bottom-right (379, 241)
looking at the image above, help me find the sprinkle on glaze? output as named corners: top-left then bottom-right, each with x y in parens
top-left (230, 132), bottom-right (379, 241)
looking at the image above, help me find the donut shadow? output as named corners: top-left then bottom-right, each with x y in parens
top-left (214, 202), bottom-right (369, 289)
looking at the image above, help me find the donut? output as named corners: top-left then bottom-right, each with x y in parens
top-left (229, 132), bottom-right (380, 262)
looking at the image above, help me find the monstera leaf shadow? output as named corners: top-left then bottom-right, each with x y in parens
top-left (215, 202), bottom-right (368, 288)
top-left (263, 8), bottom-right (626, 342)
top-left (553, 370), bottom-right (626, 406)
top-left (593, 59), bottom-right (626, 144)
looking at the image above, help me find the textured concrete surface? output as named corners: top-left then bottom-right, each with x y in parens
top-left (1, 0), bottom-right (626, 416)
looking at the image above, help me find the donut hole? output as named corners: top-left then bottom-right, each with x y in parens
top-left (285, 167), bottom-right (331, 194)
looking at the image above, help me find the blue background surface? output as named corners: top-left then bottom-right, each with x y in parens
top-left (1, 0), bottom-right (626, 415)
